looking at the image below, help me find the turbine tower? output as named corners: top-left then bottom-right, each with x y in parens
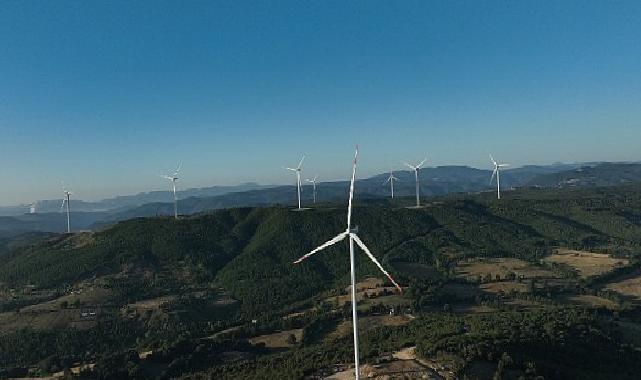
top-left (404, 157), bottom-right (427, 207)
top-left (382, 170), bottom-right (399, 199)
top-left (490, 154), bottom-right (509, 200)
top-left (61, 184), bottom-right (72, 233)
top-left (293, 146), bottom-right (402, 380)
top-left (284, 155), bottom-right (305, 210)
top-left (305, 175), bottom-right (318, 204)
top-left (161, 163), bottom-right (181, 219)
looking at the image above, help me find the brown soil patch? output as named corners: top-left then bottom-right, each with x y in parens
top-left (544, 249), bottom-right (628, 278)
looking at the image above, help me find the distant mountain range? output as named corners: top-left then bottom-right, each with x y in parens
top-left (1, 161), bottom-right (640, 237)
top-left (0, 182), bottom-right (273, 216)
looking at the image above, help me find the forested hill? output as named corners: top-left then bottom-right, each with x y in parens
top-left (526, 162), bottom-right (641, 188)
top-left (2, 183), bottom-right (641, 317)
top-left (2, 184), bottom-right (641, 378)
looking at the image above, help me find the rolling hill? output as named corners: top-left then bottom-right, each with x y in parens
top-left (2, 184), bottom-right (641, 378)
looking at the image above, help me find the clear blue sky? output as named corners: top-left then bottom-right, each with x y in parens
top-left (1, 1), bottom-right (641, 205)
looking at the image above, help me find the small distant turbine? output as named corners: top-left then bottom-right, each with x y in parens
top-left (404, 157), bottom-right (427, 208)
top-left (284, 155), bottom-right (305, 210)
top-left (382, 170), bottom-right (399, 199)
top-left (490, 154), bottom-right (509, 200)
top-left (161, 163), bottom-right (181, 219)
top-left (29, 202), bottom-right (37, 214)
top-left (305, 175), bottom-right (318, 204)
top-left (294, 146), bottom-right (402, 380)
top-left (61, 183), bottom-right (72, 233)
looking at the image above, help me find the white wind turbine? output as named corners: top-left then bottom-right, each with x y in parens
top-left (61, 183), bottom-right (72, 233)
top-left (305, 175), bottom-right (318, 204)
top-left (404, 157), bottom-right (427, 208)
top-left (29, 202), bottom-right (37, 214)
top-left (382, 170), bottom-right (399, 199)
top-left (293, 146), bottom-right (402, 380)
top-left (161, 163), bottom-right (181, 219)
top-left (490, 154), bottom-right (509, 200)
top-left (284, 155), bottom-right (305, 210)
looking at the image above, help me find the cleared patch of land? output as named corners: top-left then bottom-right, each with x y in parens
top-left (127, 295), bottom-right (176, 311)
top-left (563, 295), bottom-right (619, 310)
top-left (344, 277), bottom-right (385, 293)
top-left (479, 281), bottom-right (528, 294)
top-left (248, 328), bottom-right (303, 348)
top-left (544, 249), bottom-right (628, 278)
top-left (456, 258), bottom-right (555, 281)
top-left (605, 270), bottom-right (641, 300)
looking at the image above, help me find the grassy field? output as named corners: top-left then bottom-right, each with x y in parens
top-left (455, 258), bottom-right (556, 281)
top-left (563, 295), bottom-right (619, 310)
top-left (248, 328), bottom-right (303, 349)
top-left (479, 281), bottom-right (528, 294)
top-left (544, 248), bottom-right (628, 278)
top-left (605, 270), bottom-right (641, 300)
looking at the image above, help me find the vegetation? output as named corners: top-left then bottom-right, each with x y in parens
top-left (1, 183), bottom-right (641, 378)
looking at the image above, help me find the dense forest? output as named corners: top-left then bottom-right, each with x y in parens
top-left (2, 183), bottom-right (641, 379)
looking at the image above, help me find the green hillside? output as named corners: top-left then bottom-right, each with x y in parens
top-left (2, 184), bottom-right (641, 378)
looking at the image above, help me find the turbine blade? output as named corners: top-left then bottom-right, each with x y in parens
top-left (297, 155), bottom-right (306, 169)
top-left (489, 154), bottom-right (496, 165)
top-left (417, 157), bottom-right (427, 168)
top-left (175, 162), bottom-right (182, 175)
top-left (347, 145), bottom-right (358, 228)
top-left (499, 163), bottom-right (510, 167)
top-left (351, 233), bottom-right (402, 293)
top-left (383, 177), bottom-right (391, 185)
top-left (490, 168), bottom-right (497, 185)
top-left (403, 162), bottom-right (415, 170)
top-left (293, 232), bottom-right (348, 264)
top-left (285, 167), bottom-right (297, 171)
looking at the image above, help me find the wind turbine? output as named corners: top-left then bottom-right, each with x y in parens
top-left (305, 175), bottom-right (318, 204)
top-left (61, 184), bottom-right (72, 233)
top-left (284, 155), bottom-right (305, 210)
top-left (404, 157), bottom-right (427, 208)
top-left (382, 170), bottom-right (399, 199)
top-left (293, 146), bottom-right (402, 380)
top-left (161, 163), bottom-right (181, 219)
top-left (490, 154), bottom-right (509, 200)
top-left (29, 202), bottom-right (37, 214)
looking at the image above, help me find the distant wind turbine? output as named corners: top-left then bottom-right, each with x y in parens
top-left (161, 163), bottom-right (181, 219)
top-left (404, 157), bottom-right (427, 207)
top-left (29, 202), bottom-right (37, 214)
top-left (305, 175), bottom-right (318, 204)
top-left (490, 154), bottom-right (509, 200)
top-left (382, 170), bottom-right (399, 199)
top-left (61, 183), bottom-right (72, 233)
top-left (293, 146), bottom-right (402, 380)
top-left (284, 155), bottom-right (305, 210)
